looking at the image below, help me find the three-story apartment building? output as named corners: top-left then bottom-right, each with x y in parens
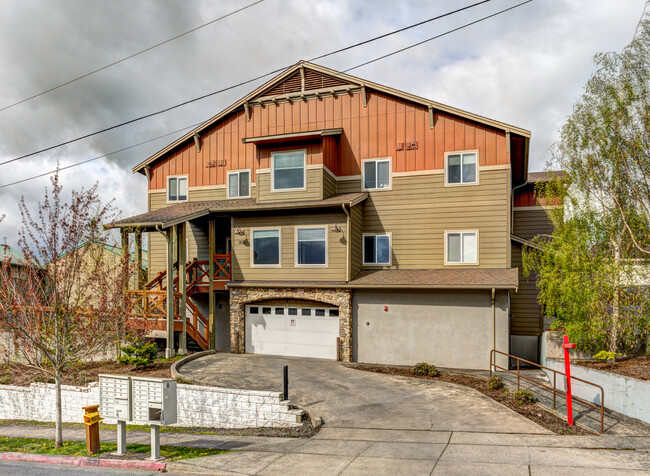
top-left (113, 61), bottom-right (541, 370)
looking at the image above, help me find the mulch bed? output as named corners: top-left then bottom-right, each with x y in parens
top-left (350, 364), bottom-right (593, 435)
top-left (577, 355), bottom-right (650, 381)
top-left (0, 359), bottom-right (178, 387)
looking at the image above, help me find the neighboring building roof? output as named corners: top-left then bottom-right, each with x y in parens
top-left (133, 61), bottom-right (531, 174)
top-left (58, 241), bottom-right (149, 268)
top-left (0, 244), bottom-right (30, 267)
top-left (110, 192), bottom-right (368, 230)
top-left (527, 171), bottom-right (566, 183)
top-left (227, 268), bottom-right (519, 290)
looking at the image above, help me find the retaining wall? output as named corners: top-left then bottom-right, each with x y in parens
top-left (543, 358), bottom-right (650, 425)
top-left (0, 382), bottom-right (303, 428)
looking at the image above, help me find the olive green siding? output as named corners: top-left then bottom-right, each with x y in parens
top-left (349, 203), bottom-right (364, 279)
top-left (323, 168), bottom-right (336, 199)
top-left (148, 231), bottom-right (167, 282)
top-left (510, 243), bottom-right (542, 336)
top-left (362, 168), bottom-right (510, 269)
top-left (231, 211), bottom-right (347, 281)
top-left (513, 207), bottom-right (554, 240)
top-left (256, 168), bottom-right (323, 203)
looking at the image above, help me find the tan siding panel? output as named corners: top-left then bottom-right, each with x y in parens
top-left (257, 168), bottom-right (323, 203)
top-left (232, 212), bottom-right (347, 281)
top-left (147, 231), bottom-right (167, 282)
top-left (361, 168), bottom-right (510, 269)
top-left (337, 178), bottom-right (361, 194)
top-left (323, 169), bottom-right (336, 199)
top-left (350, 203), bottom-right (364, 278)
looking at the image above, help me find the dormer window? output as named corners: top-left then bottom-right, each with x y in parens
top-left (272, 150), bottom-right (306, 191)
top-left (227, 170), bottom-right (251, 199)
top-left (168, 176), bottom-right (188, 202)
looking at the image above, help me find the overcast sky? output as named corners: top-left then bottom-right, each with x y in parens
top-left (0, 0), bottom-right (646, 247)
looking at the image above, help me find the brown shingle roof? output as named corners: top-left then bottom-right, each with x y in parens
top-left (227, 268), bottom-right (519, 290)
top-left (109, 193), bottom-right (367, 229)
top-left (528, 171), bottom-right (566, 183)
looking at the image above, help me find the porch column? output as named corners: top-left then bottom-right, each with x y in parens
top-left (165, 226), bottom-right (176, 358)
top-left (208, 218), bottom-right (216, 350)
top-left (178, 222), bottom-right (187, 355)
top-left (120, 229), bottom-right (130, 289)
top-left (134, 229), bottom-right (143, 290)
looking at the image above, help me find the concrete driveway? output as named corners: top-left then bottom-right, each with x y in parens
top-left (179, 353), bottom-right (549, 434)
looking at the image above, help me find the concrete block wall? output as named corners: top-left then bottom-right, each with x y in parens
top-left (0, 382), bottom-right (303, 428)
top-left (543, 358), bottom-right (650, 425)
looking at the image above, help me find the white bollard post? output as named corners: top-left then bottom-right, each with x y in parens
top-left (150, 424), bottom-right (161, 460)
top-left (116, 420), bottom-right (127, 455)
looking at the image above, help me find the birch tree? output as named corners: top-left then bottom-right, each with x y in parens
top-left (0, 173), bottom-right (143, 447)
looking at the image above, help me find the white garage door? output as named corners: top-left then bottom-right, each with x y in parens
top-left (245, 305), bottom-right (339, 360)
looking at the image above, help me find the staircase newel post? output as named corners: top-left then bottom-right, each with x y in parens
top-left (208, 218), bottom-right (215, 350)
top-left (178, 222), bottom-right (187, 355)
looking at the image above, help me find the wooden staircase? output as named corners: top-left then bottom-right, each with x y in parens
top-left (127, 254), bottom-right (231, 350)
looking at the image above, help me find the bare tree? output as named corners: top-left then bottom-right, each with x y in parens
top-left (0, 172), bottom-right (144, 447)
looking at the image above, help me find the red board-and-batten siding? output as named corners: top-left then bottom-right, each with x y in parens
top-left (149, 89), bottom-right (510, 190)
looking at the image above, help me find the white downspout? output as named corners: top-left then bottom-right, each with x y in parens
top-left (492, 288), bottom-right (496, 371)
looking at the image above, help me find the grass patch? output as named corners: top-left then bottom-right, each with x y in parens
top-left (0, 436), bottom-right (225, 461)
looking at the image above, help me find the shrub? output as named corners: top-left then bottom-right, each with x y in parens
top-left (412, 362), bottom-right (439, 377)
top-left (514, 389), bottom-right (538, 406)
top-left (118, 340), bottom-right (158, 368)
top-left (487, 375), bottom-right (504, 390)
top-left (593, 350), bottom-right (620, 362)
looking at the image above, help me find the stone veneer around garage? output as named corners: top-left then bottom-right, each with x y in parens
top-left (229, 287), bottom-right (352, 361)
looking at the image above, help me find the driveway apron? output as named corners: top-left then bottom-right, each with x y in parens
top-left (180, 353), bottom-right (549, 433)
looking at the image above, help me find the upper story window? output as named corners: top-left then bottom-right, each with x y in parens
top-left (252, 228), bottom-right (280, 266)
top-left (363, 234), bottom-right (391, 265)
top-left (296, 227), bottom-right (327, 266)
top-left (363, 158), bottom-right (391, 190)
top-left (445, 231), bottom-right (477, 264)
top-left (168, 176), bottom-right (188, 202)
top-left (272, 150), bottom-right (305, 191)
top-left (227, 170), bottom-right (251, 199)
top-left (446, 151), bottom-right (478, 185)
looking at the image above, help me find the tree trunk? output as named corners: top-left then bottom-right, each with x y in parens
top-left (55, 369), bottom-right (62, 448)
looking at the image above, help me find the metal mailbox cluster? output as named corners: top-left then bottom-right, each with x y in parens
top-left (99, 374), bottom-right (177, 425)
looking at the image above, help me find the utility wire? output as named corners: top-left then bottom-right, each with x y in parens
top-left (0, 123), bottom-right (202, 189)
top-left (0, 0), bottom-right (534, 186)
top-left (0, 0), bottom-right (495, 167)
top-left (0, 0), bottom-right (265, 112)
top-left (345, 0), bottom-right (533, 72)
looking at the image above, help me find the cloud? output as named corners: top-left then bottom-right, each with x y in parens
top-left (0, 0), bottom-right (645, 246)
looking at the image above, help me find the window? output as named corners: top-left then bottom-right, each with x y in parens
top-left (275, 308), bottom-right (285, 315)
top-left (288, 308), bottom-right (298, 316)
top-left (296, 227), bottom-right (326, 266)
top-left (249, 307), bottom-right (259, 314)
top-left (328, 309), bottom-right (339, 317)
top-left (301, 308), bottom-right (311, 316)
top-left (168, 176), bottom-right (188, 202)
top-left (252, 229), bottom-right (280, 266)
top-left (446, 232), bottom-right (477, 264)
top-left (315, 309), bottom-right (325, 316)
top-left (446, 152), bottom-right (477, 185)
top-left (363, 234), bottom-right (391, 265)
top-left (363, 158), bottom-right (391, 190)
top-left (272, 150), bottom-right (305, 190)
top-left (262, 307), bottom-right (272, 314)
top-left (227, 170), bottom-right (250, 198)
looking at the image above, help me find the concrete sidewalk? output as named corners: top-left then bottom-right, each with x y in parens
top-left (3, 425), bottom-right (650, 475)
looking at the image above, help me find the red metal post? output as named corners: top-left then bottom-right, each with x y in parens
top-left (562, 334), bottom-right (577, 426)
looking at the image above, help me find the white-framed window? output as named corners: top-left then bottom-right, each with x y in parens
top-left (362, 158), bottom-right (391, 190)
top-left (445, 231), bottom-right (478, 264)
top-left (272, 150), bottom-right (306, 191)
top-left (227, 170), bottom-right (251, 198)
top-left (295, 226), bottom-right (327, 266)
top-left (251, 228), bottom-right (281, 267)
top-left (167, 175), bottom-right (188, 202)
top-left (363, 234), bottom-right (391, 265)
top-left (445, 151), bottom-right (478, 185)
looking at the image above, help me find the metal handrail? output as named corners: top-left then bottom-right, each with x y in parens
top-left (490, 349), bottom-right (605, 433)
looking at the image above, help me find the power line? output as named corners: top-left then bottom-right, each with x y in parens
top-left (0, 123), bottom-right (203, 189)
top-left (0, 0), bottom-right (495, 167)
top-left (345, 0), bottom-right (533, 72)
top-left (0, 0), bottom-right (265, 112)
